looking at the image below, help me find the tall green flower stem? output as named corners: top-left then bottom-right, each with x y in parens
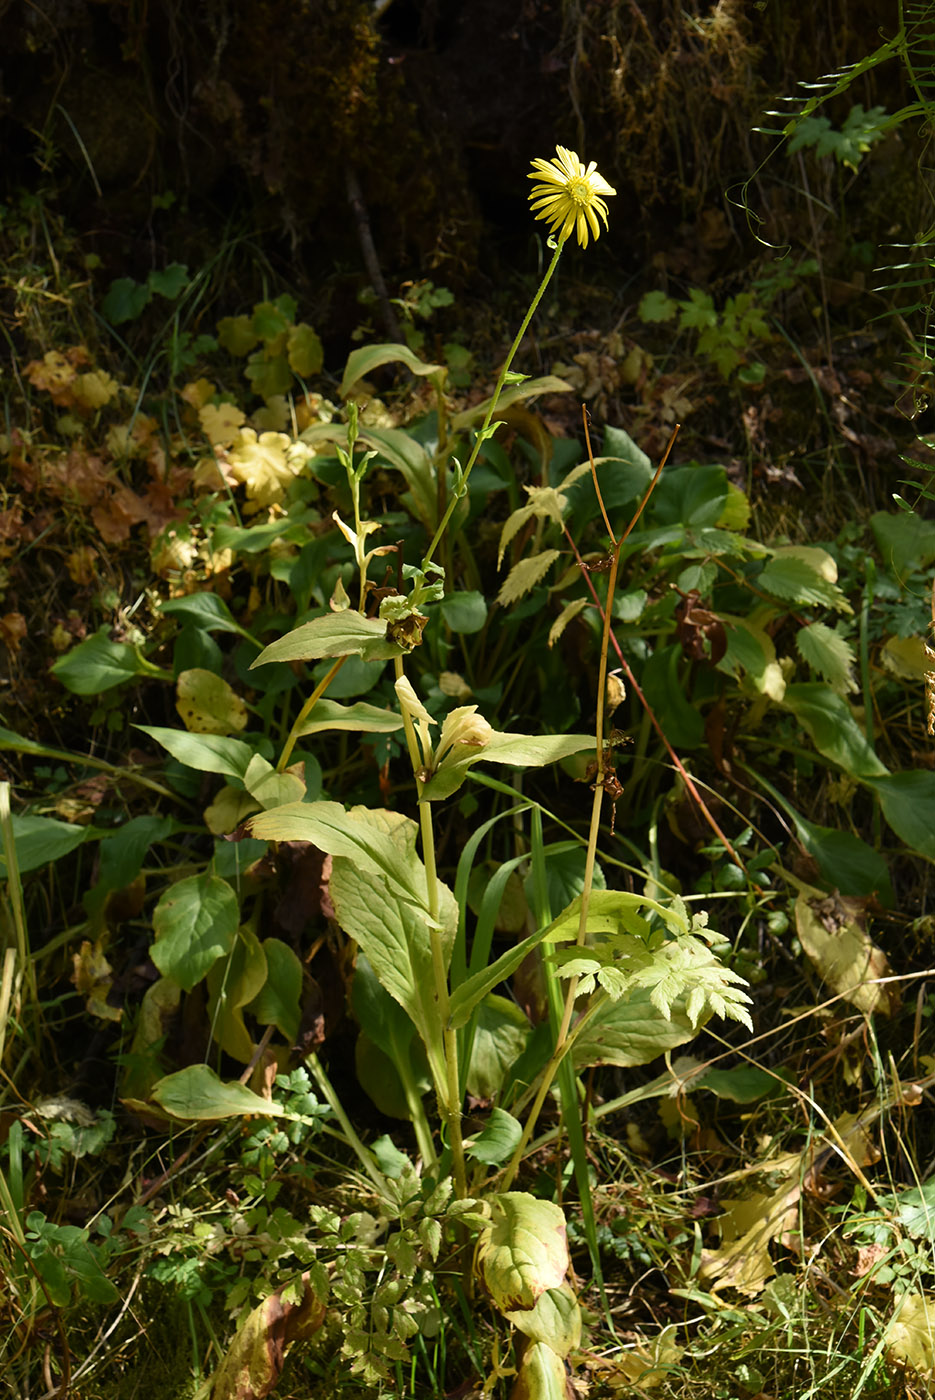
top-left (421, 237), bottom-right (566, 570)
top-left (276, 655), bottom-right (348, 773)
top-left (501, 422), bottom-right (678, 1190)
top-left (394, 658), bottom-right (468, 1198)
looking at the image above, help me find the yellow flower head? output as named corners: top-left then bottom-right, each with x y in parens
top-left (528, 145), bottom-right (616, 248)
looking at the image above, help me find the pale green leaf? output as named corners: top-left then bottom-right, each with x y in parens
top-left (248, 938), bottom-right (303, 1043)
top-left (758, 553), bottom-right (853, 614)
top-left (450, 376), bottom-right (573, 434)
top-left (548, 597), bottom-right (589, 648)
top-left (338, 343), bottom-right (445, 398)
top-left (465, 996), bottom-right (531, 1101)
top-left (328, 809), bottom-right (456, 1077)
top-left (1, 815), bottom-right (88, 877)
top-left (504, 1283), bottom-right (582, 1357)
top-left (420, 729), bottom-right (593, 802)
top-left (477, 1192), bottom-right (569, 1311)
top-left (496, 549), bottom-right (561, 607)
top-left (243, 753), bottom-right (306, 809)
top-left (511, 1341), bottom-right (568, 1400)
top-left (150, 1064), bottom-right (280, 1119)
top-left (249, 801), bottom-right (426, 906)
top-left (296, 699), bottom-right (403, 737)
top-left (571, 985), bottom-right (700, 1069)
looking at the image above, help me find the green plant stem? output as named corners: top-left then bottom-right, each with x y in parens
top-left (418, 799), bottom-right (468, 1198)
top-left (305, 1052), bottom-right (389, 1194)
top-left (0, 783), bottom-right (39, 1026)
top-left (393, 658), bottom-right (467, 1195)
top-left (276, 655), bottom-right (348, 772)
top-left (421, 237), bottom-right (566, 569)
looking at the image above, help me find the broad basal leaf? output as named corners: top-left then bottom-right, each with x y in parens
top-left (52, 629), bottom-right (163, 695)
top-left (570, 985), bottom-right (700, 1070)
top-left (510, 1341), bottom-right (567, 1400)
top-left (885, 1292), bottom-right (935, 1379)
top-left (504, 1283), bottom-right (581, 1358)
top-left (249, 801), bottom-right (426, 907)
top-left (865, 771), bottom-right (935, 861)
top-left (210, 1275), bottom-right (326, 1400)
top-left (328, 809), bottom-right (456, 1070)
top-left (477, 1192), bottom-right (569, 1311)
top-left (2, 814), bottom-right (89, 876)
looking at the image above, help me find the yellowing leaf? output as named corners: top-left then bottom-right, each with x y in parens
top-left (73, 369), bottom-right (120, 410)
top-left (222, 428), bottom-right (309, 508)
top-left (176, 668), bottom-right (248, 735)
top-left (210, 1276), bottom-right (326, 1400)
top-left (200, 401), bottom-right (247, 446)
top-left (886, 1291), bottom-right (935, 1377)
top-left (881, 634), bottom-right (930, 680)
top-left (243, 753), bottom-right (306, 809)
top-left (596, 1324), bottom-right (682, 1391)
top-left (181, 377), bottom-right (217, 409)
top-left (794, 887), bottom-right (898, 1016)
top-left (699, 1186), bottom-right (798, 1294)
top-left (497, 550), bottom-right (561, 607)
top-left (204, 784), bottom-right (261, 835)
top-left (71, 939), bottom-right (121, 1023)
top-left (548, 597), bottom-right (588, 648)
top-left (477, 1192), bottom-right (569, 1312)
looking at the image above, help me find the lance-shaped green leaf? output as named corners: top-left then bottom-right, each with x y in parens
top-left (420, 729), bottom-right (593, 802)
top-left (135, 725), bottom-right (257, 780)
top-left (784, 684), bottom-right (887, 778)
top-left (450, 376), bottom-right (572, 432)
top-left (249, 801), bottom-right (427, 908)
top-left (328, 809), bottom-right (456, 1074)
top-left (150, 1064), bottom-right (281, 1120)
top-left (477, 1192), bottom-right (569, 1311)
top-left (338, 343), bottom-right (445, 398)
top-left (296, 699), bottom-right (404, 738)
top-left (251, 612), bottom-right (401, 667)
